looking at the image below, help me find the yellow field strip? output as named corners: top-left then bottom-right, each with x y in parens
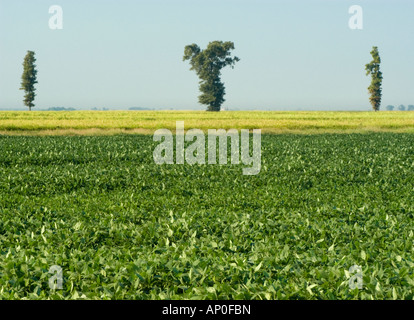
top-left (1, 111), bottom-right (414, 135)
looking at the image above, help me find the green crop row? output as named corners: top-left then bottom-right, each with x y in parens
top-left (0, 133), bottom-right (413, 299)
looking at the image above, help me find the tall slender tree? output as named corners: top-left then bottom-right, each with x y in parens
top-left (20, 51), bottom-right (38, 111)
top-left (365, 46), bottom-right (382, 111)
top-left (183, 41), bottom-right (239, 111)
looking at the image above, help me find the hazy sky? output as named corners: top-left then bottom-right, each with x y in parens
top-left (0, 0), bottom-right (413, 110)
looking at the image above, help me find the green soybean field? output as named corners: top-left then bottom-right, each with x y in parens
top-left (0, 133), bottom-right (413, 299)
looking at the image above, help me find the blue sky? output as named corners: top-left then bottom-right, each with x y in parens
top-left (0, 0), bottom-right (413, 110)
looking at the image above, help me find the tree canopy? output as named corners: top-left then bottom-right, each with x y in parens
top-left (183, 41), bottom-right (239, 111)
top-left (365, 46), bottom-right (382, 111)
top-left (20, 50), bottom-right (38, 111)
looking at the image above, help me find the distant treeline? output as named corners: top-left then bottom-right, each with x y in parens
top-left (386, 105), bottom-right (414, 111)
top-left (41, 107), bottom-right (155, 111)
top-left (128, 107), bottom-right (154, 111)
top-left (44, 107), bottom-right (76, 111)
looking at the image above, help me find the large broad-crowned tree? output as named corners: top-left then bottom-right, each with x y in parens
top-left (20, 50), bottom-right (38, 111)
top-left (365, 46), bottom-right (382, 112)
top-left (183, 41), bottom-right (239, 111)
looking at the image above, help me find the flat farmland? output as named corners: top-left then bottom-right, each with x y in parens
top-left (0, 133), bottom-right (413, 299)
top-left (1, 111), bottom-right (414, 134)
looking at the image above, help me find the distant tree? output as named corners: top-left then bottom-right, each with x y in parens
top-left (129, 107), bottom-right (153, 111)
top-left (408, 105), bottom-right (414, 111)
top-left (365, 46), bottom-right (383, 111)
top-left (183, 41), bottom-right (240, 111)
top-left (398, 105), bottom-right (406, 111)
top-left (46, 107), bottom-right (75, 111)
top-left (385, 105), bottom-right (395, 111)
top-left (20, 51), bottom-right (38, 111)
